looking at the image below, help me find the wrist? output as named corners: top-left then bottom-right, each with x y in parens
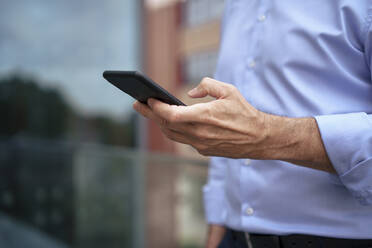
top-left (267, 115), bottom-right (309, 159)
top-left (255, 114), bottom-right (335, 173)
top-left (254, 113), bottom-right (301, 160)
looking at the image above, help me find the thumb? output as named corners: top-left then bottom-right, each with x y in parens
top-left (187, 77), bottom-right (230, 99)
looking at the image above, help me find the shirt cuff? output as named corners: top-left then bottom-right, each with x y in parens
top-left (203, 184), bottom-right (227, 224)
top-left (315, 112), bottom-right (372, 205)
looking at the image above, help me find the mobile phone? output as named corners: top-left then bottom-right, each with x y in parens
top-left (103, 71), bottom-right (186, 106)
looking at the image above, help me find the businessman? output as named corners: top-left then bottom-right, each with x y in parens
top-left (134, 1), bottom-right (372, 247)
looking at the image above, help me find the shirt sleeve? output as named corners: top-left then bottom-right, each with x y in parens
top-left (314, 113), bottom-right (372, 205)
top-left (314, 12), bottom-right (372, 206)
top-left (203, 157), bottom-right (228, 224)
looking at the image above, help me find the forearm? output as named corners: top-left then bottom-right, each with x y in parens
top-left (258, 114), bottom-right (336, 173)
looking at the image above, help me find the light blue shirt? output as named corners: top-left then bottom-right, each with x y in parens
top-left (204, 0), bottom-right (372, 238)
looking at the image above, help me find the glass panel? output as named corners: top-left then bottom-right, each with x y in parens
top-left (0, 138), bottom-right (208, 248)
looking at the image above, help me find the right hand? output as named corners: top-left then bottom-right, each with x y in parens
top-left (206, 224), bottom-right (226, 248)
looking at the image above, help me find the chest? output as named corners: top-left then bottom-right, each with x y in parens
top-left (218, 0), bottom-right (367, 71)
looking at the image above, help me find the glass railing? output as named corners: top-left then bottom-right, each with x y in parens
top-left (0, 137), bottom-right (208, 248)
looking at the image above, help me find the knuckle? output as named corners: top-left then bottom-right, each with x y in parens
top-left (201, 107), bottom-right (217, 125)
top-left (200, 77), bottom-right (210, 87)
top-left (226, 84), bottom-right (237, 92)
top-left (168, 111), bottom-right (180, 123)
top-left (159, 118), bottom-right (169, 127)
top-left (204, 105), bottom-right (213, 118)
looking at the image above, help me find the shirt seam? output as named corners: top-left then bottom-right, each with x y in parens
top-left (362, 6), bottom-right (372, 41)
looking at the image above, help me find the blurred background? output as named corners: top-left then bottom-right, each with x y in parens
top-left (0, 0), bottom-right (224, 247)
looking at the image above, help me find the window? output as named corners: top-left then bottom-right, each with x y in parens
top-left (185, 51), bottom-right (219, 84)
top-left (183, 0), bottom-right (225, 27)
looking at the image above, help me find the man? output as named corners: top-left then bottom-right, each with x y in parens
top-left (134, 0), bottom-right (372, 247)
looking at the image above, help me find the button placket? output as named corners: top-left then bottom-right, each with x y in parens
top-left (244, 1), bottom-right (270, 70)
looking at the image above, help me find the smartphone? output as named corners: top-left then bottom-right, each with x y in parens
top-left (103, 70), bottom-right (186, 106)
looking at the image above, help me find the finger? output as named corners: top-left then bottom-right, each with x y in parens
top-left (167, 121), bottom-right (243, 142)
top-left (133, 101), bottom-right (161, 122)
top-left (133, 101), bottom-right (152, 118)
top-left (148, 98), bottom-right (209, 123)
top-left (161, 127), bottom-right (194, 145)
top-left (187, 77), bottom-right (234, 99)
top-left (161, 127), bottom-right (208, 155)
top-left (164, 121), bottom-right (194, 133)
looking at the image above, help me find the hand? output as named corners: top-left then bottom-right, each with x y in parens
top-left (206, 224), bottom-right (226, 248)
top-left (133, 77), bottom-right (269, 159)
top-left (133, 77), bottom-right (335, 173)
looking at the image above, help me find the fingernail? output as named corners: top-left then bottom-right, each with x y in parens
top-left (147, 98), bottom-right (154, 107)
top-left (188, 88), bottom-right (198, 96)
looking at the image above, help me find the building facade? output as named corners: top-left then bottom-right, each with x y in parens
top-left (144, 0), bottom-right (224, 247)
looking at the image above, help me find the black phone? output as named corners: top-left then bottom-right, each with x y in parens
top-left (103, 70), bottom-right (186, 106)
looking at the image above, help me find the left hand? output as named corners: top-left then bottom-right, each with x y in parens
top-left (133, 77), bottom-right (270, 158)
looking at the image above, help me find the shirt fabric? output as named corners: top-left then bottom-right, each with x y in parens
top-left (204, 0), bottom-right (372, 239)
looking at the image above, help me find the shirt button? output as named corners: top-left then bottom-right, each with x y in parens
top-left (244, 159), bottom-right (251, 165)
top-left (258, 14), bottom-right (266, 22)
top-left (245, 207), bottom-right (254, 216)
top-left (248, 60), bottom-right (256, 68)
